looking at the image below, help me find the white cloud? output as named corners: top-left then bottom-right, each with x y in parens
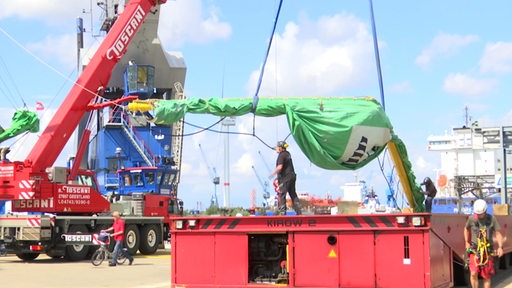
top-left (479, 42), bottom-right (512, 74)
top-left (414, 155), bottom-right (429, 170)
top-left (176, 11), bottom-right (388, 208)
top-left (0, 1), bottom-right (89, 24)
top-left (233, 152), bottom-right (255, 176)
top-left (415, 33), bottom-right (479, 70)
top-left (26, 33), bottom-right (78, 71)
top-left (246, 12), bottom-right (375, 96)
top-left (158, 0), bottom-right (231, 47)
top-left (474, 107), bottom-right (512, 127)
top-left (0, 1), bottom-right (104, 77)
top-left (443, 73), bottom-right (497, 98)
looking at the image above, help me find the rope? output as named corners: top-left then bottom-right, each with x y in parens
top-left (251, 0), bottom-right (284, 143)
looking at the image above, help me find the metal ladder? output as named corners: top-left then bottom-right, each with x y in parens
top-left (172, 82), bottom-right (185, 193)
top-left (119, 115), bottom-right (154, 166)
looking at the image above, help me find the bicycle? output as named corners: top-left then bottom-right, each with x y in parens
top-left (91, 232), bottom-right (127, 266)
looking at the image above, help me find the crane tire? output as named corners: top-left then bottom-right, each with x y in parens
top-left (65, 225), bottom-right (90, 261)
top-left (124, 224), bottom-right (140, 255)
top-left (139, 224), bottom-right (160, 255)
top-left (16, 252), bottom-right (39, 261)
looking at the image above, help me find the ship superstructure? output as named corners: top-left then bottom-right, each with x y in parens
top-left (427, 125), bottom-right (512, 201)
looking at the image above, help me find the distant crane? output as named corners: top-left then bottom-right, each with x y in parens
top-left (199, 144), bottom-right (220, 207)
top-left (252, 165), bottom-right (272, 207)
top-left (258, 150), bottom-right (273, 175)
top-left (256, 150), bottom-right (277, 207)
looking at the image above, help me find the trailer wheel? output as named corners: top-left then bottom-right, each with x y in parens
top-left (124, 224), bottom-right (140, 255)
top-left (16, 252), bottom-right (39, 261)
top-left (46, 251), bottom-right (63, 259)
top-left (65, 225), bottom-right (90, 261)
top-left (139, 224), bottom-right (160, 255)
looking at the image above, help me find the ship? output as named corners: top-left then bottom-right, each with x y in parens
top-left (427, 122), bottom-right (512, 214)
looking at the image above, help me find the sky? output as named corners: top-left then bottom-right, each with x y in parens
top-left (0, 0), bottom-right (512, 210)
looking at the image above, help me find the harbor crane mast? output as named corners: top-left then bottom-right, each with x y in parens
top-left (199, 144), bottom-right (220, 207)
top-left (254, 150), bottom-right (275, 207)
top-left (251, 165), bottom-right (272, 207)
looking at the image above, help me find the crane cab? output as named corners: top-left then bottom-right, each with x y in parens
top-left (124, 63), bottom-right (155, 99)
top-left (117, 166), bottom-right (177, 196)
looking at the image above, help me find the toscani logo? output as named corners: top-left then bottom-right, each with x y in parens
top-left (61, 234), bottom-right (93, 243)
top-left (13, 198), bottom-right (54, 209)
top-left (106, 5), bottom-right (146, 60)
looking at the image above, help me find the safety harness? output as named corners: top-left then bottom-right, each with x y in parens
top-left (466, 214), bottom-right (494, 268)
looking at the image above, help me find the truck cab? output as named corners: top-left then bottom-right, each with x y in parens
top-left (108, 166), bottom-right (183, 217)
top-left (118, 166), bottom-right (177, 195)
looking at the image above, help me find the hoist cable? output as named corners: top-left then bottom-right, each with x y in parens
top-left (251, 0), bottom-right (283, 113)
top-left (369, 0), bottom-right (386, 111)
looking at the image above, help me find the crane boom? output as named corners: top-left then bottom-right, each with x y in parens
top-left (25, 0), bottom-right (165, 172)
top-left (258, 150), bottom-right (273, 174)
top-left (251, 165), bottom-right (271, 206)
top-left (198, 144), bottom-right (220, 184)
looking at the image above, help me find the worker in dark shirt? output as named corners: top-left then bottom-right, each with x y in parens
top-left (419, 177), bottom-right (437, 213)
top-left (269, 141), bottom-right (302, 215)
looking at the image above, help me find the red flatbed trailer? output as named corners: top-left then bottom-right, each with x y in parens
top-left (170, 213), bottom-right (512, 288)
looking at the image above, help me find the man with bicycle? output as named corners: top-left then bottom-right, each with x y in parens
top-left (101, 211), bottom-right (134, 267)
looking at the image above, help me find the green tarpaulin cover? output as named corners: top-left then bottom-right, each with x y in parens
top-left (152, 97), bottom-right (392, 170)
top-left (133, 96), bottom-right (424, 211)
top-left (0, 110), bottom-right (40, 143)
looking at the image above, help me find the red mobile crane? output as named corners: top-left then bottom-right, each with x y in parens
top-left (0, 0), bottom-right (182, 261)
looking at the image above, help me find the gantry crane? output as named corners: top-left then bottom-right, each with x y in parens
top-left (258, 150), bottom-right (273, 175)
top-left (251, 165), bottom-right (273, 207)
top-left (199, 144), bottom-right (220, 207)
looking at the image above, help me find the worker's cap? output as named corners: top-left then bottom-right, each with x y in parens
top-left (276, 141), bottom-right (288, 149)
top-left (420, 177), bottom-right (431, 185)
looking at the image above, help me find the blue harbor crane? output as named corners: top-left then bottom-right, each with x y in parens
top-left (199, 144), bottom-right (220, 207)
